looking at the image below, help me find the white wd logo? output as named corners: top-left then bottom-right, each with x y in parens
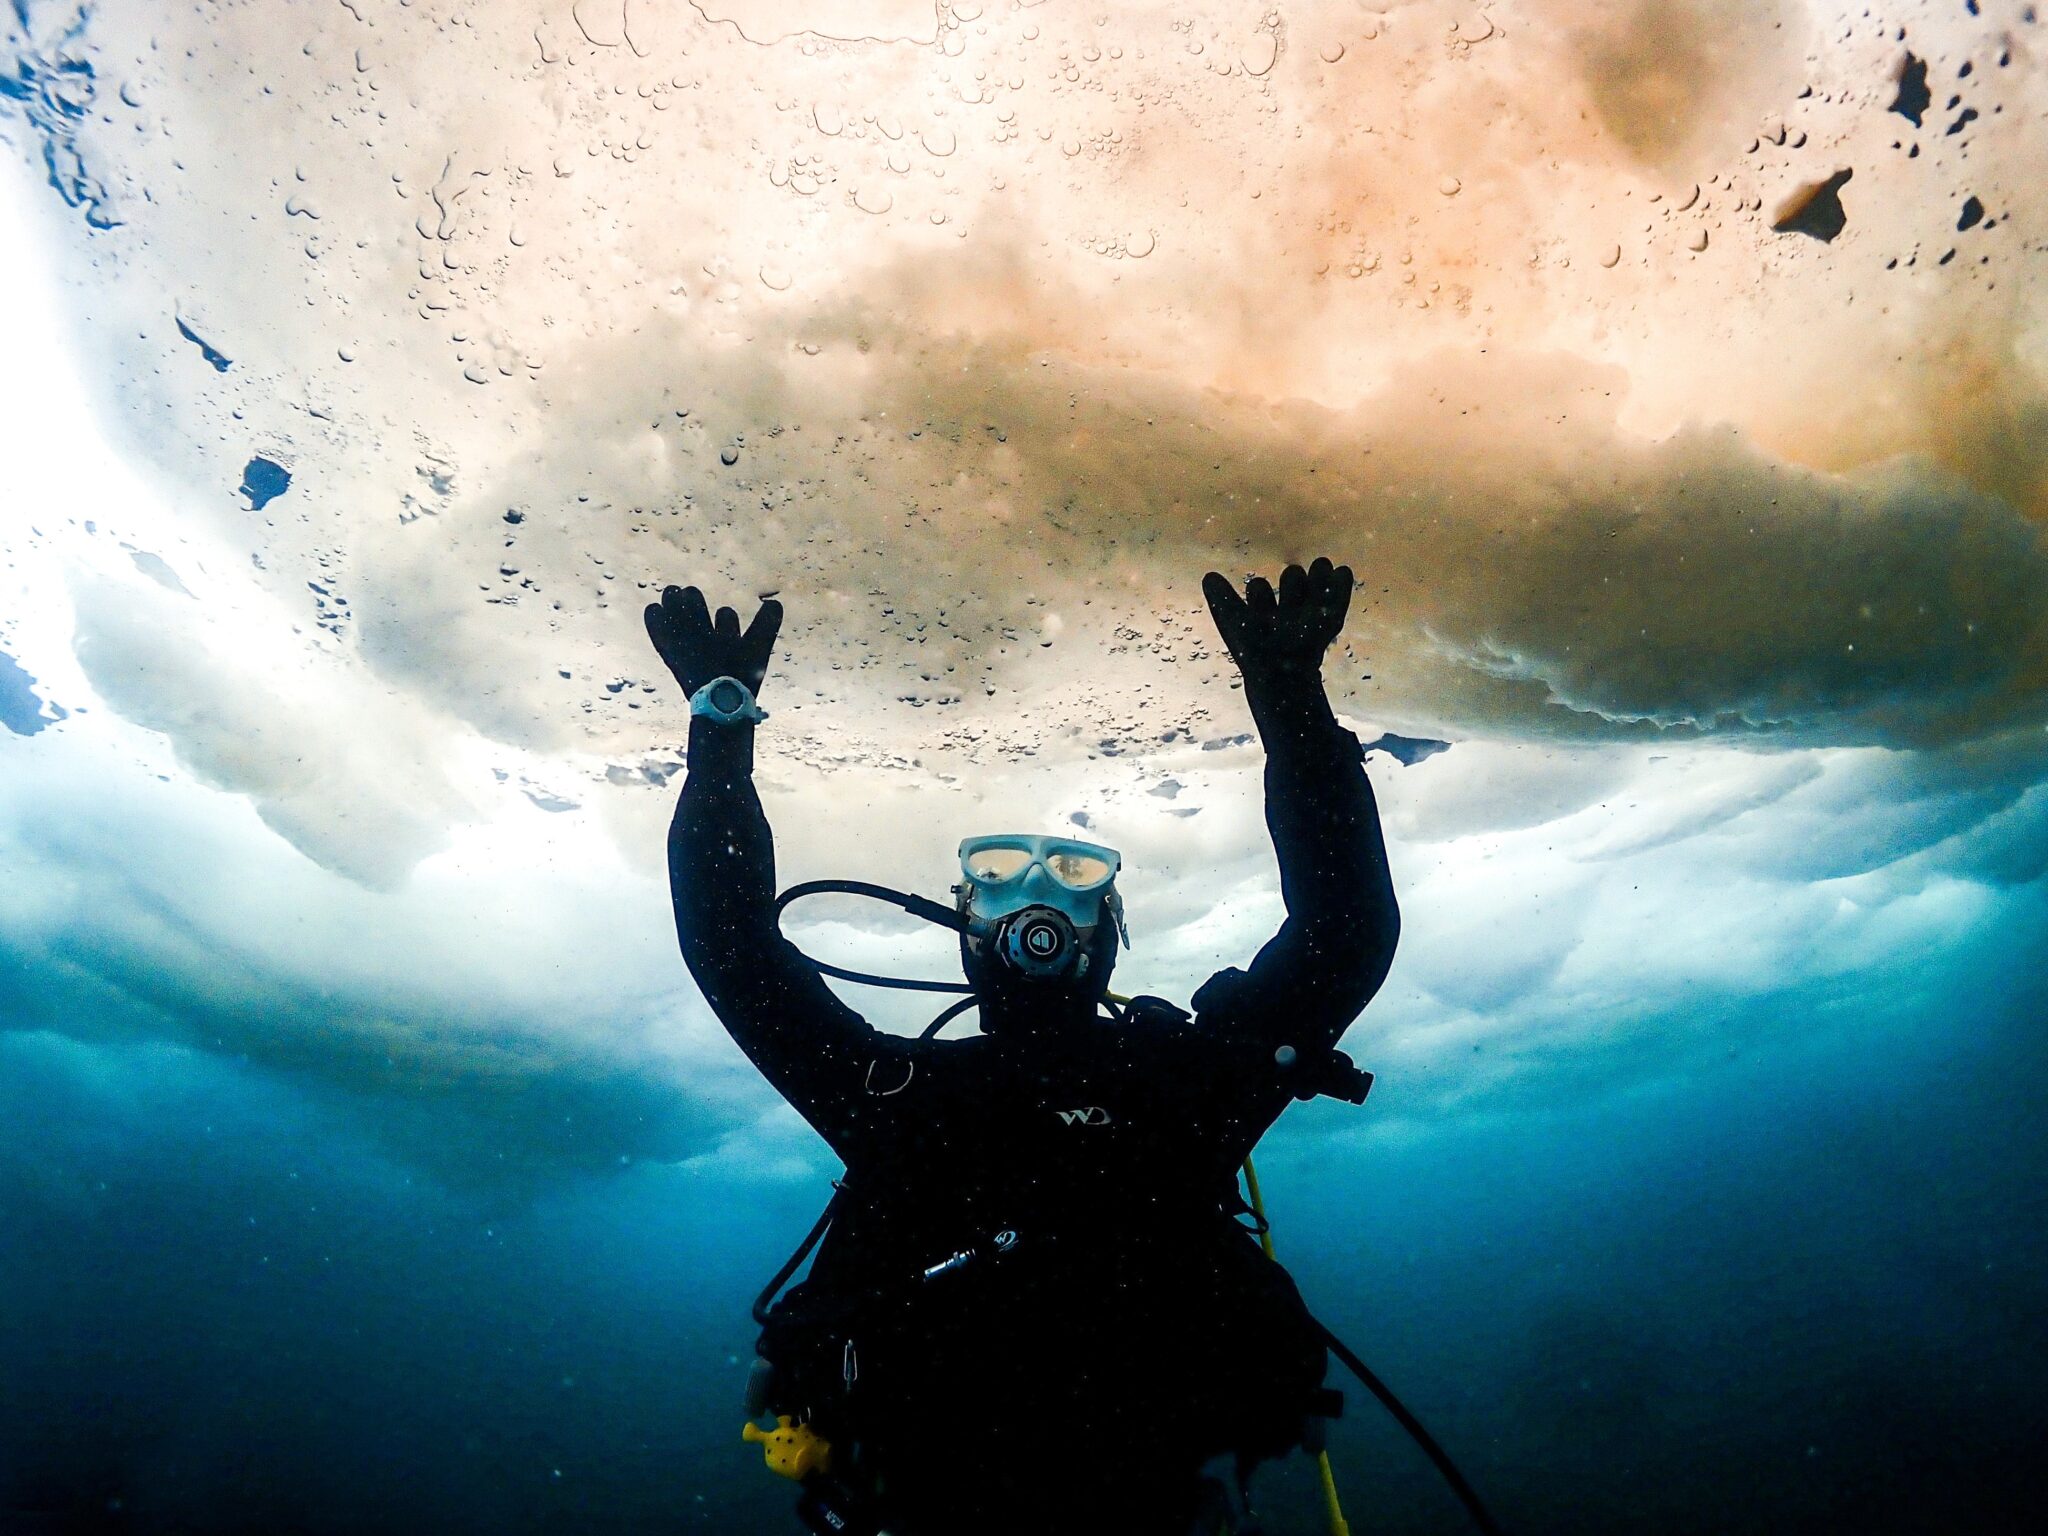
top-left (1056, 1106), bottom-right (1114, 1127)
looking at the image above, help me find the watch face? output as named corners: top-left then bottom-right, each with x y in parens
top-left (709, 679), bottom-right (745, 713)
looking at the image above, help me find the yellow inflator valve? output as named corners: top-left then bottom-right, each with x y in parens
top-left (742, 1414), bottom-right (833, 1480)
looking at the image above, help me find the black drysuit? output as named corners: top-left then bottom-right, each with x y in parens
top-left (668, 686), bottom-right (1398, 1535)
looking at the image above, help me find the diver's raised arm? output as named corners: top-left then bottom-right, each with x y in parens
top-left (647, 585), bottom-right (877, 1143)
top-left (1192, 561), bottom-right (1399, 1053)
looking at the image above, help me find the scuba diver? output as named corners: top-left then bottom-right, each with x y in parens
top-left (648, 561), bottom-right (1403, 1536)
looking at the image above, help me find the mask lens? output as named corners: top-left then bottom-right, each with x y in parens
top-left (1045, 851), bottom-right (1114, 889)
top-left (964, 846), bottom-right (1032, 882)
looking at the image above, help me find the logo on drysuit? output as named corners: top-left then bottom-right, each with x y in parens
top-left (1055, 1105), bottom-right (1114, 1127)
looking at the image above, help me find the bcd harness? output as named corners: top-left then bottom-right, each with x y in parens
top-left (739, 884), bottom-right (1505, 1536)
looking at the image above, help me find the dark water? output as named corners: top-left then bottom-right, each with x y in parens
top-left (5, 921), bottom-right (2047, 1536)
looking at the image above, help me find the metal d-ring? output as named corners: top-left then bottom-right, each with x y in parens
top-left (863, 1057), bottom-right (916, 1096)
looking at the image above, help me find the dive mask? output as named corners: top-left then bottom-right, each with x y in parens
top-left (954, 833), bottom-right (1128, 981)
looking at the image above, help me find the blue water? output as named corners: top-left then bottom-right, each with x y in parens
top-left (6, 902), bottom-right (2045, 1536)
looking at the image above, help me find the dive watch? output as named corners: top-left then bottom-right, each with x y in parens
top-left (689, 675), bottom-right (768, 725)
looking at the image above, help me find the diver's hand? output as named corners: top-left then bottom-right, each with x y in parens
top-left (645, 585), bottom-right (783, 700)
top-left (1202, 558), bottom-right (1352, 696)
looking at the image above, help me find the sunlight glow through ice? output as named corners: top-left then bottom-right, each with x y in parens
top-left (2, 0), bottom-right (2046, 1161)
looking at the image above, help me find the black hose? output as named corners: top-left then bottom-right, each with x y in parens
top-left (913, 992), bottom-right (1129, 1043)
top-left (921, 995), bottom-right (981, 1038)
top-left (774, 881), bottom-right (976, 995)
top-left (1316, 1319), bottom-right (1507, 1536)
top-left (774, 879), bottom-right (966, 932)
top-left (809, 957), bottom-right (976, 994)
top-left (752, 1186), bottom-right (843, 1327)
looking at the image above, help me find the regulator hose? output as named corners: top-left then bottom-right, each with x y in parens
top-left (772, 880), bottom-right (974, 994)
top-left (1316, 1321), bottom-right (1507, 1536)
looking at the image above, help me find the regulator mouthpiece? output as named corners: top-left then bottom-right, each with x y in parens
top-left (994, 906), bottom-right (1085, 980)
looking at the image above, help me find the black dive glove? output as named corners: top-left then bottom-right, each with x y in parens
top-left (645, 585), bottom-right (784, 701)
top-left (646, 586), bottom-right (783, 774)
top-left (1201, 558), bottom-right (1353, 733)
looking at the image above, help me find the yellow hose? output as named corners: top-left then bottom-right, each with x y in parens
top-left (1313, 1449), bottom-right (1352, 1536)
top-left (1240, 1156), bottom-right (1279, 1262)
top-left (1242, 1155), bottom-right (1351, 1536)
